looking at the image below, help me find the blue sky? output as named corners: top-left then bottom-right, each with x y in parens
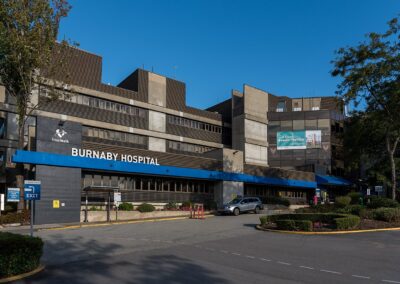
top-left (58, 0), bottom-right (400, 110)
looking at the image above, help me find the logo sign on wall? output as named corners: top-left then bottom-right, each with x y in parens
top-left (277, 130), bottom-right (321, 150)
top-left (24, 180), bottom-right (41, 201)
top-left (52, 127), bottom-right (69, 143)
top-left (7, 188), bottom-right (20, 202)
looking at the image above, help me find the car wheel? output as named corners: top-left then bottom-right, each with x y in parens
top-left (233, 208), bottom-right (240, 216)
top-left (254, 206), bottom-right (260, 214)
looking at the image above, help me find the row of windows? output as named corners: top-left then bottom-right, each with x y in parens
top-left (269, 147), bottom-right (331, 160)
top-left (167, 115), bottom-right (222, 134)
top-left (269, 119), bottom-right (331, 132)
top-left (42, 89), bottom-right (147, 118)
top-left (167, 140), bottom-right (215, 154)
top-left (82, 174), bottom-right (214, 194)
top-left (244, 187), bottom-right (307, 199)
top-left (82, 126), bottom-right (147, 145)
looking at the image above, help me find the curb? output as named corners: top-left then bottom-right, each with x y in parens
top-left (40, 215), bottom-right (214, 231)
top-left (255, 224), bottom-right (400, 235)
top-left (0, 265), bottom-right (45, 283)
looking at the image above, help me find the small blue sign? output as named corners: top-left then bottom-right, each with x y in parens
top-left (7, 188), bottom-right (20, 202)
top-left (24, 180), bottom-right (41, 201)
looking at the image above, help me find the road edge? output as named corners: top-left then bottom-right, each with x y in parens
top-left (0, 265), bottom-right (45, 283)
top-left (255, 224), bottom-right (400, 235)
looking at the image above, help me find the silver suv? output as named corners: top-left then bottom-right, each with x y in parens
top-left (218, 197), bottom-right (264, 216)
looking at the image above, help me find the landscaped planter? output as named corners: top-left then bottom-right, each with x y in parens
top-left (80, 210), bottom-right (194, 222)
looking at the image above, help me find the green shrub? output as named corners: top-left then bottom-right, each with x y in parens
top-left (372, 208), bottom-right (400, 222)
top-left (276, 219), bottom-right (313, 231)
top-left (165, 202), bottom-right (179, 210)
top-left (181, 201), bottom-right (192, 209)
top-left (0, 232), bottom-right (43, 278)
top-left (88, 206), bottom-right (102, 211)
top-left (118, 202), bottom-right (134, 211)
top-left (262, 196), bottom-right (290, 207)
top-left (366, 197), bottom-right (399, 209)
top-left (260, 216), bottom-right (268, 226)
top-left (347, 192), bottom-right (363, 204)
top-left (336, 205), bottom-right (364, 216)
top-left (137, 203), bottom-right (155, 213)
top-left (335, 196), bottom-right (351, 208)
top-left (334, 215), bottom-right (360, 230)
top-left (0, 211), bottom-right (30, 225)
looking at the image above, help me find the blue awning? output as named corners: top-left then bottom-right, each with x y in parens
top-left (316, 174), bottom-right (351, 186)
top-left (12, 150), bottom-right (317, 189)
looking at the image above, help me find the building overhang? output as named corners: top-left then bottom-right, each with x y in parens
top-left (12, 150), bottom-right (317, 189)
top-left (316, 174), bottom-right (351, 187)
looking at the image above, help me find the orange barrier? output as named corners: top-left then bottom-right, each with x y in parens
top-left (190, 203), bottom-right (204, 219)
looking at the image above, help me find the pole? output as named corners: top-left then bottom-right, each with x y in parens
top-left (84, 191), bottom-right (88, 223)
top-left (107, 192), bottom-right (110, 222)
top-left (30, 200), bottom-right (33, 237)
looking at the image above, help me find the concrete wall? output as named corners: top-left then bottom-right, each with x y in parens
top-left (148, 72), bottom-right (166, 107)
top-left (34, 117), bottom-right (82, 224)
top-left (148, 110), bottom-right (166, 132)
top-left (214, 181), bottom-right (244, 206)
top-left (245, 143), bottom-right (268, 166)
top-left (222, 149), bottom-right (243, 173)
top-left (242, 85), bottom-right (269, 167)
top-left (0, 86), bottom-right (5, 103)
top-left (148, 137), bottom-right (166, 152)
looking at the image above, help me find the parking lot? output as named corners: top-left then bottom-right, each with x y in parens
top-left (16, 213), bottom-right (400, 284)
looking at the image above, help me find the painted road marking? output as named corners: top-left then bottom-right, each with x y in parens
top-left (232, 252), bottom-right (241, 256)
top-left (352, 275), bottom-right (370, 279)
top-left (382, 280), bottom-right (400, 284)
top-left (220, 250), bottom-right (229, 254)
top-left (245, 255), bottom-right (255, 259)
top-left (259, 258), bottom-right (272, 262)
top-left (277, 261), bottom-right (291, 266)
top-left (320, 269), bottom-right (342, 275)
top-left (299, 266), bottom-right (314, 270)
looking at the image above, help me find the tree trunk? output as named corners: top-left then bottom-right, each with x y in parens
top-left (16, 115), bottom-right (25, 211)
top-left (386, 135), bottom-right (399, 201)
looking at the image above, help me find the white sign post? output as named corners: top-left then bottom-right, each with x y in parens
top-left (0, 194), bottom-right (4, 216)
top-left (114, 192), bottom-right (122, 221)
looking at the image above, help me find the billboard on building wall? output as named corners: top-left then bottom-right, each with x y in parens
top-left (277, 130), bottom-right (321, 150)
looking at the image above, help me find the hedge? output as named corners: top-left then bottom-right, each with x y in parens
top-left (366, 197), bottom-right (399, 209)
top-left (137, 203), bottom-right (155, 213)
top-left (372, 208), bottom-right (400, 222)
top-left (347, 192), bottom-right (362, 204)
top-left (335, 196), bottom-right (351, 208)
top-left (334, 215), bottom-right (360, 230)
top-left (0, 232), bottom-right (43, 278)
top-left (259, 213), bottom-right (360, 231)
top-left (276, 219), bottom-right (313, 231)
top-left (165, 202), bottom-right (179, 210)
top-left (118, 202), bottom-right (134, 211)
top-left (0, 211), bottom-right (30, 225)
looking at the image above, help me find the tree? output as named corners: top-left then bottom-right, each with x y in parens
top-left (332, 17), bottom-right (400, 200)
top-left (0, 0), bottom-right (74, 210)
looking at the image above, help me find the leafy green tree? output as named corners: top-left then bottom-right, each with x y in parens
top-left (0, 0), bottom-right (74, 210)
top-left (332, 17), bottom-right (400, 200)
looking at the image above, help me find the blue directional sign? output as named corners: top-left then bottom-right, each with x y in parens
top-left (7, 188), bottom-right (20, 202)
top-left (24, 180), bottom-right (41, 201)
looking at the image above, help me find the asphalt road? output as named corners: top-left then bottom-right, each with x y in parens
top-left (16, 213), bottom-right (400, 284)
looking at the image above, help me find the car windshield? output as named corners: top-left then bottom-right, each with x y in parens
top-left (228, 198), bottom-right (242, 204)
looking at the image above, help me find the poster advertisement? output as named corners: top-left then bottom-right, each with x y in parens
top-left (277, 130), bottom-right (321, 150)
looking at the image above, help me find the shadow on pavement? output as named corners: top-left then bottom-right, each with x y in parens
top-left (17, 237), bottom-right (229, 284)
top-left (133, 254), bottom-right (229, 284)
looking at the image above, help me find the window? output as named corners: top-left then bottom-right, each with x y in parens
top-left (276, 101), bottom-right (286, 112)
top-left (312, 106), bottom-right (320, 111)
top-left (0, 117), bottom-right (5, 139)
top-left (167, 115), bottom-right (221, 134)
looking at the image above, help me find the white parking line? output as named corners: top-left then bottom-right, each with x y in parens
top-left (220, 250), bottom-right (229, 254)
top-left (245, 255), bottom-right (255, 259)
top-left (320, 269), bottom-right (342, 275)
top-left (299, 266), bottom-right (314, 270)
top-left (277, 261), bottom-right (291, 266)
top-left (232, 252), bottom-right (241, 256)
top-left (352, 275), bottom-right (370, 279)
top-left (259, 258), bottom-right (272, 262)
top-left (382, 280), bottom-right (400, 284)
